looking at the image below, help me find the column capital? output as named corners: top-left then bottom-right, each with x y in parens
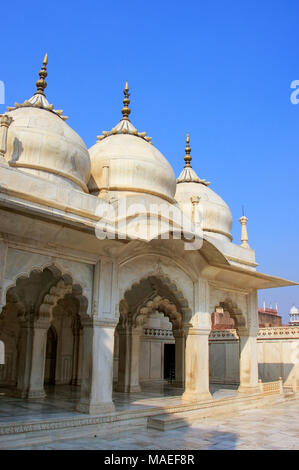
top-left (238, 326), bottom-right (259, 337)
top-left (34, 318), bottom-right (51, 329)
top-left (81, 317), bottom-right (118, 329)
top-left (173, 328), bottom-right (185, 338)
top-left (183, 323), bottom-right (211, 336)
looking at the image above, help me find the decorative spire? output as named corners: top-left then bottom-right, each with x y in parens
top-left (184, 133), bottom-right (192, 167)
top-left (239, 211), bottom-right (250, 248)
top-left (6, 53), bottom-right (68, 120)
top-left (35, 53), bottom-right (48, 96)
top-left (176, 133), bottom-right (210, 186)
top-left (97, 82), bottom-right (152, 143)
top-left (121, 81), bottom-right (131, 121)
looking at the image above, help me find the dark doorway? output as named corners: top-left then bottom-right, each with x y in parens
top-left (44, 326), bottom-right (57, 385)
top-left (164, 343), bottom-right (175, 380)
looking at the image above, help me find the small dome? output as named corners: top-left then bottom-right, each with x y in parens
top-left (290, 305), bottom-right (299, 314)
top-left (4, 56), bottom-right (90, 192)
top-left (88, 83), bottom-right (176, 202)
top-left (175, 134), bottom-right (233, 242)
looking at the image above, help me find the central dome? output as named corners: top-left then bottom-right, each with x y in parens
top-left (88, 83), bottom-right (176, 202)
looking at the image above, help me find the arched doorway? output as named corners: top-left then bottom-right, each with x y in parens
top-left (209, 299), bottom-right (247, 390)
top-left (0, 265), bottom-right (88, 402)
top-left (114, 275), bottom-right (190, 396)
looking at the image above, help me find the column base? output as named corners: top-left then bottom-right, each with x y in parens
top-left (238, 385), bottom-right (261, 395)
top-left (172, 380), bottom-right (184, 389)
top-left (71, 379), bottom-right (82, 386)
top-left (181, 391), bottom-right (212, 402)
top-left (76, 400), bottom-right (115, 414)
top-left (14, 389), bottom-right (46, 400)
top-left (115, 383), bottom-right (141, 393)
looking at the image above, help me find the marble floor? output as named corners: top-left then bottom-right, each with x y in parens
top-left (16, 399), bottom-right (299, 450)
top-left (0, 382), bottom-right (238, 424)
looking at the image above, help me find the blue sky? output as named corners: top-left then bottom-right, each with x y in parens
top-left (1, 0), bottom-right (298, 322)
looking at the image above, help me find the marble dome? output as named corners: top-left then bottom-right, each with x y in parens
top-left (290, 305), bottom-right (299, 315)
top-left (4, 56), bottom-right (91, 193)
top-left (88, 83), bottom-right (176, 202)
top-left (175, 134), bottom-right (233, 242)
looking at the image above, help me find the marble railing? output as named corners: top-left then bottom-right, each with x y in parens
top-left (210, 326), bottom-right (299, 341)
top-left (259, 378), bottom-right (283, 395)
top-left (143, 328), bottom-right (174, 338)
top-left (209, 329), bottom-right (239, 341)
top-left (257, 326), bottom-right (299, 339)
top-left (143, 326), bottom-right (299, 341)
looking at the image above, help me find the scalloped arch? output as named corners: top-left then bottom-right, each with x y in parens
top-left (215, 297), bottom-right (246, 329)
top-left (120, 272), bottom-right (192, 327)
top-left (2, 263), bottom-right (89, 320)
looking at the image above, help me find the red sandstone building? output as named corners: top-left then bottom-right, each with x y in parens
top-left (211, 304), bottom-right (282, 330)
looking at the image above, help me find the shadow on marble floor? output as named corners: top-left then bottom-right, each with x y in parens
top-left (0, 381), bottom-right (238, 425)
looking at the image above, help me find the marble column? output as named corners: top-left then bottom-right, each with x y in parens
top-left (27, 319), bottom-right (50, 398)
top-left (173, 329), bottom-right (185, 388)
top-left (0, 236), bottom-right (8, 313)
top-left (71, 326), bottom-right (81, 386)
top-left (54, 309), bottom-right (64, 385)
top-left (182, 325), bottom-right (212, 402)
top-left (16, 318), bottom-right (33, 398)
top-left (238, 328), bottom-right (259, 394)
top-left (77, 319), bottom-right (117, 414)
top-left (16, 316), bottom-right (50, 399)
top-left (116, 325), bottom-right (142, 393)
top-left (238, 290), bottom-right (260, 394)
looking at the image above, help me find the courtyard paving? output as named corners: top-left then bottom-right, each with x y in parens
top-left (16, 399), bottom-right (299, 450)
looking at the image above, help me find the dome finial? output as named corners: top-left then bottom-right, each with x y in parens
top-left (184, 132), bottom-right (192, 167)
top-left (121, 81), bottom-right (131, 121)
top-left (35, 53), bottom-right (48, 96)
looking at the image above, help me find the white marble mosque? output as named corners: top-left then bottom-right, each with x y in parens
top-left (0, 56), bottom-right (298, 445)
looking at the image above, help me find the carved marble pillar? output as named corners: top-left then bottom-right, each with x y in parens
top-left (54, 309), bottom-right (64, 385)
top-left (77, 257), bottom-right (119, 413)
top-left (238, 330), bottom-right (259, 394)
top-left (238, 291), bottom-right (259, 394)
top-left (182, 279), bottom-right (212, 402)
top-left (76, 328), bottom-right (83, 385)
top-left (27, 318), bottom-right (50, 398)
top-left (0, 236), bottom-right (8, 313)
top-left (116, 325), bottom-right (142, 393)
top-left (71, 323), bottom-right (81, 385)
top-left (182, 325), bottom-right (212, 402)
top-left (77, 319), bottom-right (117, 413)
top-left (16, 317), bottom-right (33, 397)
top-left (0, 340), bottom-right (4, 365)
top-left (173, 329), bottom-right (185, 388)
top-left (16, 315), bottom-right (50, 399)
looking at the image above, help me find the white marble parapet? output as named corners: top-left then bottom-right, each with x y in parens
top-left (209, 329), bottom-right (239, 341)
top-left (143, 328), bottom-right (174, 338)
top-left (257, 326), bottom-right (299, 340)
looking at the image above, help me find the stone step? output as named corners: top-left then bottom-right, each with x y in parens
top-left (148, 393), bottom-right (291, 431)
top-left (0, 392), bottom-right (296, 447)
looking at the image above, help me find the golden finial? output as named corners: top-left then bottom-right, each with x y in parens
top-left (184, 132), bottom-right (192, 167)
top-left (35, 53), bottom-right (48, 96)
top-left (121, 81), bottom-right (131, 121)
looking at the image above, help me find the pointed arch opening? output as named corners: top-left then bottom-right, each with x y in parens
top-left (114, 274), bottom-right (191, 396)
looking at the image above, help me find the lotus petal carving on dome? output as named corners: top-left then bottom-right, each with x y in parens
top-left (97, 119), bottom-right (152, 144)
top-left (7, 93), bottom-right (68, 121)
